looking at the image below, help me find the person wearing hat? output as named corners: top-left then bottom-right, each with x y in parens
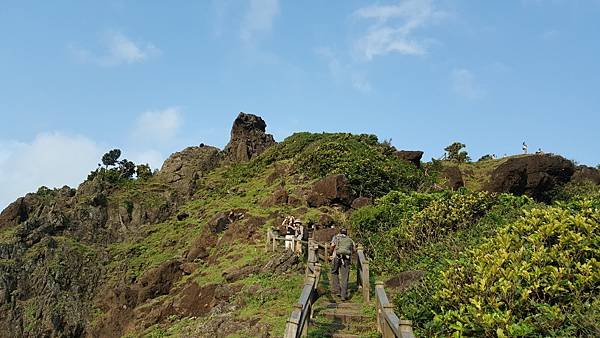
top-left (329, 228), bottom-right (355, 301)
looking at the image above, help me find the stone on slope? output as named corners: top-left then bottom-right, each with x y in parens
top-left (394, 150), bottom-right (424, 168)
top-left (222, 112), bottom-right (276, 163)
top-left (485, 154), bottom-right (575, 201)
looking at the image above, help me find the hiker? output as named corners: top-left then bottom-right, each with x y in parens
top-left (293, 219), bottom-right (304, 255)
top-left (522, 142), bottom-right (528, 154)
top-left (330, 228), bottom-right (355, 301)
top-left (283, 216), bottom-right (297, 251)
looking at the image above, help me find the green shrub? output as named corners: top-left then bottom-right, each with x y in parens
top-left (293, 134), bottom-right (422, 197)
top-left (432, 203), bottom-right (600, 337)
top-left (349, 190), bottom-right (524, 273)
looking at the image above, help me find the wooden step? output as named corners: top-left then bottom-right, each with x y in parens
top-left (323, 302), bottom-right (362, 310)
top-left (322, 310), bottom-right (371, 324)
top-left (311, 321), bottom-right (374, 333)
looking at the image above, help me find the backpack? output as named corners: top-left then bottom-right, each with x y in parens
top-left (336, 236), bottom-right (353, 256)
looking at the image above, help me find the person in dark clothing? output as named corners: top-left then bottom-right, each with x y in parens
top-left (329, 228), bottom-right (355, 301)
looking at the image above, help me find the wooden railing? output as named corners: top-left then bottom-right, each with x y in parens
top-left (356, 244), bottom-right (370, 302)
top-left (265, 229), bottom-right (307, 252)
top-left (273, 229), bottom-right (415, 338)
top-left (375, 282), bottom-right (415, 338)
top-left (284, 239), bottom-right (321, 338)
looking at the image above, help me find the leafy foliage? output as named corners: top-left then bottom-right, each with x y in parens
top-left (432, 200), bottom-right (600, 337)
top-left (350, 190), bottom-right (531, 273)
top-left (445, 142), bottom-right (470, 163)
top-left (101, 149), bottom-right (121, 167)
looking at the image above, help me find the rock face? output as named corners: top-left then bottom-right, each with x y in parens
top-left (394, 150), bottom-right (424, 168)
top-left (441, 166), bottom-right (465, 190)
top-left (485, 154), bottom-right (575, 201)
top-left (223, 112), bottom-right (276, 163)
top-left (351, 197), bottom-right (373, 209)
top-left (158, 145), bottom-right (221, 197)
top-left (306, 174), bottom-right (354, 208)
top-left (572, 165), bottom-right (600, 185)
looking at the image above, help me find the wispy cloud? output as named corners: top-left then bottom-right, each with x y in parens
top-left (69, 31), bottom-right (160, 67)
top-left (317, 47), bottom-right (372, 93)
top-left (353, 0), bottom-right (447, 61)
top-left (542, 29), bottom-right (559, 40)
top-left (240, 0), bottom-right (280, 45)
top-left (133, 107), bottom-right (183, 143)
top-left (0, 132), bottom-right (103, 210)
top-left (451, 68), bottom-right (485, 100)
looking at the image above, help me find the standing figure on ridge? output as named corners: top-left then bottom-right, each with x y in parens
top-left (522, 141), bottom-right (528, 154)
top-left (283, 216), bottom-right (297, 251)
top-left (329, 228), bottom-right (355, 301)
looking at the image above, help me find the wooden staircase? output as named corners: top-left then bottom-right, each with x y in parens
top-left (268, 232), bottom-right (415, 338)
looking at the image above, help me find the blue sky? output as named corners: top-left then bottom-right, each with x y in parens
top-left (1, 0), bottom-right (599, 208)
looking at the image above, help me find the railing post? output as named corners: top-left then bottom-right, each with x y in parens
top-left (375, 281), bottom-right (383, 334)
top-left (362, 260), bottom-right (370, 302)
top-left (399, 320), bottom-right (415, 338)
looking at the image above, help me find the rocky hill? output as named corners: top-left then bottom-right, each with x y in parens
top-left (1, 113), bottom-right (599, 337)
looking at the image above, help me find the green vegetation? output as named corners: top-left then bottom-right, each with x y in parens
top-left (260, 132), bottom-right (428, 197)
top-left (444, 142), bottom-right (470, 163)
top-left (433, 200), bottom-right (600, 336)
top-left (350, 182), bottom-right (599, 336)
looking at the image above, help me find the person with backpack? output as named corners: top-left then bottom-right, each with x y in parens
top-left (329, 228), bottom-right (355, 301)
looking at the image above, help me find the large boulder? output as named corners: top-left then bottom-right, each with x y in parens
top-left (571, 165), bottom-right (600, 185)
top-left (394, 150), bottom-right (424, 168)
top-left (222, 112), bottom-right (276, 163)
top-left (485, 154), bottom-right (575, 201)
top-left (441, 166), bottom-right (464, 190)
top-left (157, 145), bottom-right (221, 196)
top-left (306, 174), bottom-right (354, 207)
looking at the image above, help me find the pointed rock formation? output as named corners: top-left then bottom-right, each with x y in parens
top-left (223, 112), bottom-right (276, 163)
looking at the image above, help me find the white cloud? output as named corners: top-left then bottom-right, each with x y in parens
top-left (317, 47), bottom-right (372, 93)
top-left (451, 68), bottom-right (485, 99)
top-left (69, 31), bottom-right (160, 67)
top-left (240, 0), bottom-right (280, 45)
top-left (353, 0), bottom-right (447, 60)
top-left (0, 132), bottom-right (103, 210)
top-left (133, 107), bottom-right (183, 143)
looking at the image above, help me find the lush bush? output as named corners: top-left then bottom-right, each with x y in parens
top-left (431, 201), bottom-right (600, 337)
top-left (293, 134), bottom-right (423, 197)
top-left (256, 132), bottom-right (429, 197)
top-left (349, 190), bottom-right (526, 273)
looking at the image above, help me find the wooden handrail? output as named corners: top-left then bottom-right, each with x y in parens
top-left (375, 282), bottom-right (415, 338)
top-left (265, 230), bottom-right (308, 252)
top-left (284, 264), bottom-right (321, 338)
top-left (280, 231), bottom-right (415, 338)
top-left (356, 244), bottom-right (370, 302)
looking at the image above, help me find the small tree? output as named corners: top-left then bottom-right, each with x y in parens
top-left (136, 164), bottom-right (153, 180)
top-left (444, 142), bottom-right (470, 163)
top-left (102, 149), bottom-right (122, 167)
top-left (118, 159), bottom-right (136, 179)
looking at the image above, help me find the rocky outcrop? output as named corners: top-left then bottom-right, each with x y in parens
top-left (394, 150), bottom-right (424, 168)
top-left (441, 166), bottom-right (465, 190)
top-left (158, 145), bottom-right (221, 197)
top-left (223, 112), bottom-right (276, 163)
top-left (351, 197), bottom-right (373, 209)
top-left (306, 174), bottom-right (354, 208)
top-left (572, 165), bottom-right (600, 185)
top-left (485, 154), bottom-right (575, 201)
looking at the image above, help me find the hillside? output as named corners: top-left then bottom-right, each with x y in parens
top-left (1, 113), bottom-right (599, 337)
